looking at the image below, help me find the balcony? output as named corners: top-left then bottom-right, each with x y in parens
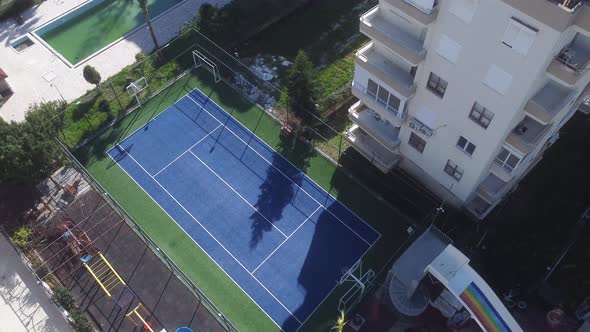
top-left (352, 81), bottom-right (405, 126)
top-left (465, 195), bottom-right (492, 219)
top-left (575, 4), bottom-right (590, 33)
top-left (475, 173), bottom-right (508, 204)
top-left (505, 116), bottom-right (550, 155)
top-left (547, 33), bottom-right (590, 86)
top-left (501, 0), bottom-right (582, 31)
top-left (356, 43), bottom-right (417, 99)
top-left (525, 81), bottom-right (575, 124)
top-left (345, 125), bottom-right (402, 173)
top-left (348, 101), bottom-right (401, 152)
top-left (360, 6), bottom-right (426, 65)
top-left (384, 0), bottom-right (439, 26)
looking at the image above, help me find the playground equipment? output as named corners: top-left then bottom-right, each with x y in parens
top-left (58, 221), bottom-right (97, 259)
top-left (127, 303), bottom-right (154, 332)
top-left (82, 252), bottom-right (137, 308)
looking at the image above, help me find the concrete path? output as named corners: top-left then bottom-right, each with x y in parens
top-left (0, 0), bottom-right (230, 122)
top-left (0, 233), bottom-right (73, 332)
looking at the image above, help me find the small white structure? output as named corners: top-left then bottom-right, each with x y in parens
top-left (388, 227), bottom-right (523, 332)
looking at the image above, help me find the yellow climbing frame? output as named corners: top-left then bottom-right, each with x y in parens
top-left (83, 252), bottom-right (126, 297)
top-left (126, 303), bottom-right (154, 332)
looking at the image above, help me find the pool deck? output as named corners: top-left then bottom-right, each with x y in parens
top-left (0, 0), bottom-right (230, 122)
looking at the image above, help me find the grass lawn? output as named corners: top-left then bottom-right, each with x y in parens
top-left (241, 0), bottom-right (374, 105)
top-left (74, 68), bottom-right (412, 331)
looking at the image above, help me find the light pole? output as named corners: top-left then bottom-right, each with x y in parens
top-left (50, 82), bottom-right (65, 102)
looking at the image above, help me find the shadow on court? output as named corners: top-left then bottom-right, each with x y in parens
top-left (249, 134), bottom-right (313, 248)
top-left (36, 189), bottom-right (227, 332)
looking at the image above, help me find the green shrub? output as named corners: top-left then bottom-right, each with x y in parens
top-left (52, 287), bottom-right (75, 311)
top-left (69, 308), bottom-right (93, 332)
top-left (11, 226), bottom-right (32, 248)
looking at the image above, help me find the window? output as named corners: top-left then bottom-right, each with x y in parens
top-left (483, 65), bottom-right (512, 95)
top-left (495, 147), bottom-right (522, 173)
top-left (409, 133), bottom-right (426, 153)
top-left (448, 0), bottom-right (478, 23)
top-left (444, 160), bottom-right (464, 181)
top-left (469, 102), bottom-right (494, 129)
top-left (502, 18), bottom-right (537, 56)
top-left (435, 34), bottom-right (462, 64)
top-left (457, 136), bottom-right (476, 156)
top-left (427, 73), bottom-right (448, 98)
top-left (367, 79), bottom-right (402, 115)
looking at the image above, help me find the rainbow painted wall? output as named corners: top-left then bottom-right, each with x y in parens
top-left (460, 282), bottom-right (511, 332)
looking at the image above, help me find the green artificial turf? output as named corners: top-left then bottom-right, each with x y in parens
top-left (75, 69), bottom-right (412, 331)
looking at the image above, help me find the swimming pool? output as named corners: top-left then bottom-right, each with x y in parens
top-left (35, 0), bottom-right (182, 65)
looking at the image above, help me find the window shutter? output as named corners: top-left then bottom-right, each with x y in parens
top-left (435, 34), bottom-right (462, 64)
top-left (408, 0), bottom-right (437, 14)
top-left (502, 19), bottom-right (537, 55)
top-left (449, 0), bottom-right (478, 23)
top-left (483, 65), bottom-right (513, 95)
top-left (502, 20), bottom-right (520, 48)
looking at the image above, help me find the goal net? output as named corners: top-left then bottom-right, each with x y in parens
top-left (338, 260), bottom-right (375, 313)
top-left (126, 77), bottom-right (149, 108)
top-left (193, 50), bottom-right (221, 83)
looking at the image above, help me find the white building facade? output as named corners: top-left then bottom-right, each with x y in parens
top-left (347, 0), bottom-right (590, 219)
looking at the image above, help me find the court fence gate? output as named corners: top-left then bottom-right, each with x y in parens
top-left (55, 138), bottom-right (239, 332)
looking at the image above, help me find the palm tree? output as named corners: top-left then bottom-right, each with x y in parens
top-left (137, 0), bottom-right (160, 50)
top-left (331, 310), bottom-right (347, 332)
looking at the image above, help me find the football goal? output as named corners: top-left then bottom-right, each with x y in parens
top-left (193, 50), bottom-right (221, 83)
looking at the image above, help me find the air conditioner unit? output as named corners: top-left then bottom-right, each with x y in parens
top-left (404, 0), bottom-right (437, 14)
top-left (419, 127), bottom-right (433, 137)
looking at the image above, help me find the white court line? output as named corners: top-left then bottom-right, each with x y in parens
top-left (187, 150), bottom-right (288, 239)
top-left (106, 153), bottom-right (286, 331)
top-left (186, 93), bottom-right (374, 246)
top-left (153, 125), bottom-right (222, 177)
top-left (252, 206), bottom-right (322, 274)
top-left (106, 92), bottom-right (195, 155)
top-left (116, 147), bottom-right (303, 325)
top-left (187, 90), bottom-right (381, 238)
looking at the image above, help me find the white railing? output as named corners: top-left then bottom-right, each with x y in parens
top-left (357, 43), bottom-right (416, 89)
top-left (361, 6), bottom-right (426, 55)
top-left (352, 81), bottom-right (404, 118)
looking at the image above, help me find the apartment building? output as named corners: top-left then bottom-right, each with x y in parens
top-left (346, 0), bottom-right (590, 219)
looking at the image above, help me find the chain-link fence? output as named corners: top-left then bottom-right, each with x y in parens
top-left (55, 139), bottom-right (239, 332)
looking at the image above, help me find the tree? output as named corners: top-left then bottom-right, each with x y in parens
top-left (82, 65), bottom-right (101, 88)
top-left (137, 0), bottom-right (160, 50)
top-left (286, 50), bottom-right (318, 126)
top-left (0, 101), bottom-right (65, 183)
top-left (331, 310), bottom-right (347, 332)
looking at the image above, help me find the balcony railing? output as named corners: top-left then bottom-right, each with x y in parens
top-left (550, 0), bottom-right (583, 12)
top-left (526, 80), bottom-right (575, 123)
top-left (555, 45), bottom-right (590, 73)
top-left (348, 103), bottom-right (401, 152)
top-left (345, 125), bottom-right (401, 172)
top-left (356, 43), bottom-right (417, 98)
top-left (352, 81), bottom-right (405, 119)
top-left (506, 116), bottom-right (551, 154)
top-left (360, 6), bottom-right (426, 64)
top-left (385, 0), bottom-right (439, 25)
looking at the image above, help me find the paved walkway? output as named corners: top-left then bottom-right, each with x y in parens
top-left (0, 233), bottom-right (73, 332)
top-left (0, 0), bottom-right (229, 122)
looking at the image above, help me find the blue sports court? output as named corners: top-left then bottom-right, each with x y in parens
top-left (107, 88), bottom-right (380, 331)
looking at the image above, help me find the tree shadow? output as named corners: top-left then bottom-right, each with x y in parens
top-left (249, 133), bottom-right (314, 248)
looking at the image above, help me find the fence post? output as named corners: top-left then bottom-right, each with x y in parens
top-left (110, 81), bottom-right (124, 112)
top-left (338, 135), bottom-right (343, 161)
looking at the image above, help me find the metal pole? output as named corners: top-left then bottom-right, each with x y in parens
top-left (51, 83), bottom-right (66, 102)
top-left (110, 82), bottom-right (123, 111)
top-left (544, 207), bottom-right (590, 282)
